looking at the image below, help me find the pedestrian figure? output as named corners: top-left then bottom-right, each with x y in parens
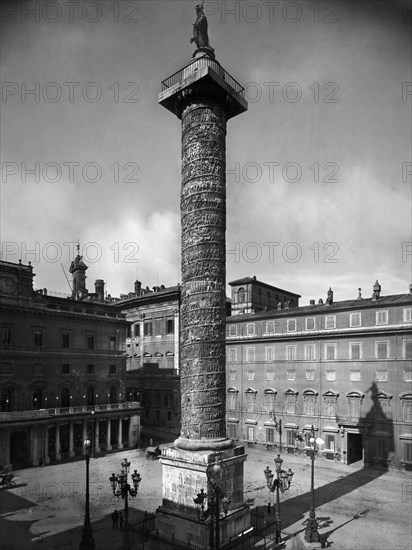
top-left (112, 509), bottom-right (119, 530)
top-left (119, 511), bottom-right (124, 532)
top-left (267, 502), bottom-right (271, 515)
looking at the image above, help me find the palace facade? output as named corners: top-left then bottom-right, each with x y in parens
top-left (225, 279), bottom-right (412, 468)
top-left (0, 258), bottom-right (140, 469)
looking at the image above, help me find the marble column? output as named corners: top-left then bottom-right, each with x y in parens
top-left (82, 420), bottom-right (87, 455)
top-left (44, 425), bottom-right (50, 464)
top-left (106, 418), bottom-right (112, 451)
top-left (117, 418), bottom-right (123, 449)
top-left (94, 420), bottom-right (100, 453)
top-left (69, 421), bottom-right (75, 458)
top-left (55, 424), bottom-right (61, 461)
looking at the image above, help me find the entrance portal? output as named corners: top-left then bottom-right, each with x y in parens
top-left (10, 430), bottom-right (28, 468)
top-left (347, 433), bottom-right (363, 464)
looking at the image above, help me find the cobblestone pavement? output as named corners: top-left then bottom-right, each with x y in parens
top-left (0, 445), bottom-right (411, 549)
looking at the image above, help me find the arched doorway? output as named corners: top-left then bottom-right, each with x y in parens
top-left (33, 389), bottom-right (42, 410)
top-left (10, 430), bottom-right (28, 468)
top-left (61, 387), bottom-right (70, 408)
top-left (109, 386), bottom-right (117, 404)
top-left (87, 386), bottom-right (95, 406)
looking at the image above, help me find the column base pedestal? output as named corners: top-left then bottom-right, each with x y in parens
top-left (154, 445), bottom-right (250, 548)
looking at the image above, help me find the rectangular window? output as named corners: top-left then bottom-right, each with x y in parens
top-left (404, 341), bottom-right (412, 359)
top-left (247, 426), bottom-right (255, 441)
top-left (404, 308), bottom-right (412, 323)
top-left (403, 401), bottom-right (412, 422)
top-left (109, 336), bottom-right (116, 350)
top-left (228, 348), bottom-right (237, 363)
top-left (266, 370), bottom-right (275, 381)
top-left (2, 327), bottom-right (11, 346)
top-left (287, 370), bottom-right (296, 381)
top-left (303, 396), bottom-right (316, 415)
top-left (376, 341), bottom-right (388, 359)
top-left (62, 333), bottom-right (70, 348)
top-left (286, 346), bottom-right (296, 361)
top-left (87, 364), bottom-right (94, 374)
top-left (1, 362), bottom-right (11, 374)
top-left (306, 370), bottom-right (315, 381)
top-left (164, 392), bottom-right (173, 408)
top-left (325, 434), bottom-right (336, 451)
top-left (266, 321), bottom-right (275, 334)
top-left (62, 364), bottom-right (70, 374)
top-left (404, 442), bottom-right (412, 463)
top-left (229, 369), bottom-right (236, 381)
top-left (325, 370), bottom-right (336, 381)
top-left (305, 317), bottom-right (315, 331)
top-left (247, 323), bottom-right (255, 336)
top-left (350, 370), bottom-right (361, 382)
top-left (144, 322), bottom-right (152, 336)
top-left (304, 345), bottom-right (315, 360)
top-left (325, 315), bottom-right (336, 329)
top-left (246, 347), bottom-right (255, 362)
top-left (247, 370), bottom-right (255, 381)
top-left (154, 318), bottom-right (162, 335)
top-left (376, 370), bottom-right (388, 382)
top-left (87, 335), bottom-right (94, 349)
top-left (325, 344), bottom-right (336, 360)
top-left (227, 392), bottom-right (237, 410)
top-left (166, 319), bottom-right (174, 334)
top-left (228, 424), bottom-right (237, 440)
top-left (286, 429), bottom-right (297, 447)
top-left (134, 324), bottom-right (140, 337)
top-left (109, 365), bottom-right (117, 374)
top-left (403, 370), bottom-right (412, 382)
top-left (266, 428), bottom-right (275, 443)
top-left (287, 319), bottom-right (296, 332)
top-left (229, 324), bottom-right (237, 337)
top-left (350, 313), bottom-right (361, 327)
top-left (349, 398), bottom-right (361, 418)
top-left (350, 343), bottom-right (361, 360)
top-left (376, 310), bottom-right (388, 325)
top-left (266, 347), bottom-right (275, 361)
top-left (34, 330), bottom-right (43, 347)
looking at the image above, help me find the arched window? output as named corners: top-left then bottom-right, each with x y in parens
top-left (33, 389), bottom-right (42, 410)
top-left (61, 387), bottom-right (70, 407)
top-left (87, 386), bottom-right (95, 406)
top-left (109, 385), bottom-right (117, 404)
top-left (1, 389), bottom-right (11, 412)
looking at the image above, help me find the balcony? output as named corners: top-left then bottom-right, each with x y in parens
top-left (0, 401), bottom-right (140, 423)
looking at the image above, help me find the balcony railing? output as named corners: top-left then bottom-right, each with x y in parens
top-left (0, 401), bottom-right (140, 422)
top-left (161, 55), bottom-right (245, 99)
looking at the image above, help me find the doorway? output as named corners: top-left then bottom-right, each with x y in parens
top-left (347, 433), bottom-right (363, 464)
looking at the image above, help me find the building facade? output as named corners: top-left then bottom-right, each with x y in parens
top-left (0, 259), bottom-right (140, 469)
top-left (115, 284), bottom-right (181, 441)
top-left (225, 281), bottom-right (412, 468)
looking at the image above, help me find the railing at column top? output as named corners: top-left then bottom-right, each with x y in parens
top-left (161, 55), bottom-right (245, 99)
top-left (0, 401), bottom-right (140, 421)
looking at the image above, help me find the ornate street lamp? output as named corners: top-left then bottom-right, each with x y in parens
top-left (109, 458), bottom-right (142, 549)
top-left (79, 440), bottom-right (96, 550)
top-left (263, 455), bottom-right (294, 543)
top-left (193, 458), bottom-right (231, 549)
top-left (304, 425), bottom-right (324, 543)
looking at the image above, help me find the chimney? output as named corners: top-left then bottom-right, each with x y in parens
top-left (357, 288), bottom-right (362, 300)
top-left (95, 279), bottom-right (105, 302)
top-left (310, 299), bottom-right (315, 305)
top-left (318, 298), bottom-right (324, 305)
top-left (372, 280), bottom-right (381, 300)
top-left (134, 280), bottom-right (142, 294)
top-left (409, 284), bottom-right (412, 294)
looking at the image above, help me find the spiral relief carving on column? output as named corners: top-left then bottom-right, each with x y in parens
top-left (175, 101), bottom-right (232, 451)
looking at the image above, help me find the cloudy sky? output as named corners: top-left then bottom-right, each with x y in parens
top-left (1, 0), bottom-right (411, 304)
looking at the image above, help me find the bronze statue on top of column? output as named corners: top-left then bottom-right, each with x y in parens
top-left (190, 3), bottom-right (215, 59)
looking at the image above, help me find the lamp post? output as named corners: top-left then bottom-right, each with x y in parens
top-left (263, 455), bottom-right (294, 543)
top-left (304, 425), bottom-right (322, 543)
top-left (79, 439), bottom-right (96, 550)
top-left (193, 459), bottom-right (231, 549)
top-left (109, 458), bottom-right (142, 549)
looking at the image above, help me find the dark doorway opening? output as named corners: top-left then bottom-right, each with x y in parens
top-left (10, 430), bottom-right (28, 468)
top-left (347, 433), bottom-right (363, 464)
